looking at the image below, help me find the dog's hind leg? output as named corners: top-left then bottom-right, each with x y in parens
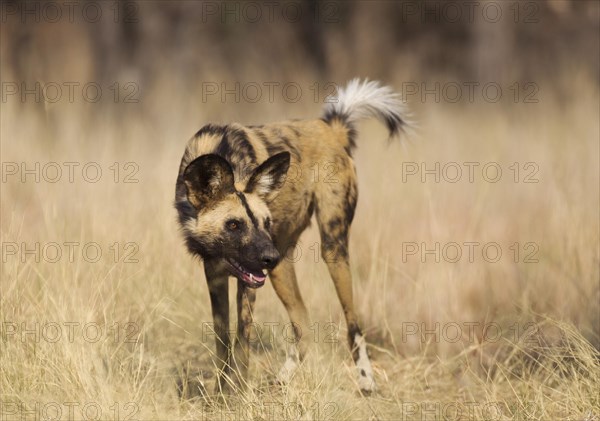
top-left (268, 256), bottom-right (310, 384)
top-left (315, 179), bottom-right (377, 394)
top-left (322, 244), bottom-right (377, 393)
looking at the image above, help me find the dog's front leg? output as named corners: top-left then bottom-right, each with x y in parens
top-left (232, 280), bottom-right (256, 388)
top-left (205, 261), bottom-right (233, 395)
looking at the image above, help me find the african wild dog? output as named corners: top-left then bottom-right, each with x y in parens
top-left (175, 79), bottom-right (407, 394)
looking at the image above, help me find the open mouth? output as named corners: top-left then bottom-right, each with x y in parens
top-left (226, 258), bottom-right (267, 288)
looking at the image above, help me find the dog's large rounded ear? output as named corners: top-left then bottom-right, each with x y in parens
top-left (245, 152), bottom-right (291, 203)
top-left (183, 154), bottom-right (235, 209)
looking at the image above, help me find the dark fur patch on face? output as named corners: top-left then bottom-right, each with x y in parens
top-left (183, 234), bottom-right (210, 257)
top-left (236, 192), bottom-right (259, 228)
top-left (175, 199), bottom-right (197, 226)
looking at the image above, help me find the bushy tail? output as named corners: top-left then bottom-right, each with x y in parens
top-left (322, 78), bottom-right (408, 148)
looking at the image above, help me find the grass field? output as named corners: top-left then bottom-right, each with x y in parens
top-left (1, 70), bottom-right (599, 420)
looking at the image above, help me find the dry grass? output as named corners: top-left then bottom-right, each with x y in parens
top-left (1, 68), bottom-right (599, 420)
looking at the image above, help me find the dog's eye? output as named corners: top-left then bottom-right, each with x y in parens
top-left (264, 218), bottom-right (271, 230)
top-left (226, 220), bottom-right (240, 231)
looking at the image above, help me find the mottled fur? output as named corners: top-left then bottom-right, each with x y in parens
top-left (175, 79), bottom-right (408, 394)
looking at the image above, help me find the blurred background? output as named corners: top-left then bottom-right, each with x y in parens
top-left (1, 1), bottom-right (599, 420)
top-left (2, 0), bottom-right (598, 129)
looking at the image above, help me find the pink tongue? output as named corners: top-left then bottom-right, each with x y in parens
top-left (243, 272), bottom-right (266, 283)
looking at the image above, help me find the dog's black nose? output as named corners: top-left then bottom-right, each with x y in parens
top-left (260, 249), bottom-right (280, 269)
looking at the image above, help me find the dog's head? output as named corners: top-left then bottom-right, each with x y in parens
top-left (182, 152), bottom-right (290, 288)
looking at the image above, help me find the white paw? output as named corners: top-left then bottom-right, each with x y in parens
top-left (354, 333), bottom-right (377, 394)
top-left (357, 367), bottom-right (377, 393)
